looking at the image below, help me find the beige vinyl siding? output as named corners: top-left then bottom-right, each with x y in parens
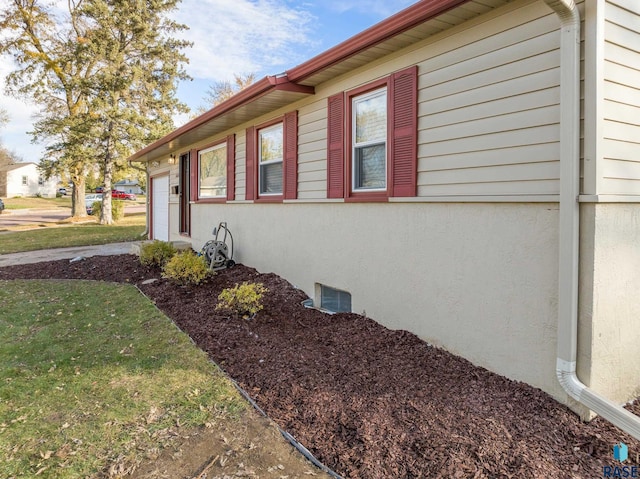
top-left (416, 2), bottom-right (561, 197)
top-left (203, 0), bottom-right (573, 202)
top-left (234, 132), bottom-right (246, 200)
top-left (601, 0), bottom-right (640, 195)
top-left (297, 100), bottom-right (328, 199)
top-left (263, 0), bottom-right (564, 201)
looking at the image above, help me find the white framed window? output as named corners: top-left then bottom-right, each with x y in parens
top-left (198, 143), bottom-right (226, 198)
top-left (352, 87), bottom-right (387, 191)
top-left (258, 123), bottom-right (283, 195)
top-left (38, 176), bottom-right (44, 186)
top-left (21, 175), bottom-right (28, 186)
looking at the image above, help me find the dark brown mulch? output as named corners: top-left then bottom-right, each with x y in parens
top-left (1, 254), bottom-right (639, 478)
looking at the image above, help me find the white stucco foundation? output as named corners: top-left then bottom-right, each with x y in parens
top-left (174, 201), bottom-right (572, 402)
top-left (578, 203), bottom-right (640, 406)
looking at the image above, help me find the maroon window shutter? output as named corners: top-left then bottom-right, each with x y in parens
top-left (390, 65), bottom-right (418, 197)
top-left (245, 126), bottom-right (255, 200)
top-left (327, 93), bottom-right (345, 199)
top-left (283, 111), bottom-right (298, 200)
top-left (189, 148), bottom-right (198, 201)
top-left (226, 134), bottom-right (235, 201)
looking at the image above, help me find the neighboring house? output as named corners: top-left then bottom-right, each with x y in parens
top-left (0, 162), bottom-right (57, 198)
top-left (114, 178), bottom-right (144, 194)
top-left (129, 0), bottom-right (640, 431)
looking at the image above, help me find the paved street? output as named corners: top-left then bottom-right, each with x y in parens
top-left (0, 209), bottom-right (73, 227)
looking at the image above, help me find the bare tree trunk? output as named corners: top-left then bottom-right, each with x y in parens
top-left (99, 157), bottom-right (114, 225)
top-left (100, 121), bottom-right (115, 225)
top-left (70, 167), bottom-right (87, 218)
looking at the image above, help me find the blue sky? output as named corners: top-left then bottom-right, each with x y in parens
top-left (0, 0), bottom-right (416, 162)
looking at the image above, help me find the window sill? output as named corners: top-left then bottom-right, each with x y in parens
top-left (345, 191), bottom-right (389, 203)
top-left (195, 197), bottom-right (227, 204)
top-left (254, 195), bottom-right (284, 203)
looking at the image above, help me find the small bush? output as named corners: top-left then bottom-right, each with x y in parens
top-left (139, 240), bottom-right (177, 268)
top-left (216, 282), bottom-right (268, 319)
top-left (91, 201), bottom-right (100, 215)
top-left (91, 199), bottom-right (125, 221)
top-left (162, 250), bottom-right (209, 286)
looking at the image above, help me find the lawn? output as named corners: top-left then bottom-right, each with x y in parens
top-left (1, 196), bottom-right (72, 210)
top-left (0, 215), bottom-right (146, 254)
top-left (1, 195), bottom-right (146, 210)
top-left (0, 279), bottom-right (245, 478)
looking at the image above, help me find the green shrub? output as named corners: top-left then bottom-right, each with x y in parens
top-left (91, 199), bottom-right (125, 221)
top-left (216, 282), bottom-right (268, 319)
top-left (139, 240), bottom-right (177, 268)
top-left (162, 250), bottom-right (209, 286)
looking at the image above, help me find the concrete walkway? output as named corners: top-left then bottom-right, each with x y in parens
top-left (0, 241), bottom-right (141, 267)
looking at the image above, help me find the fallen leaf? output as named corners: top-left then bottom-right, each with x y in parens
top-left (40, 450), bottom-right (53, 460)
top-left (55, 444), bottom-right (71, 459)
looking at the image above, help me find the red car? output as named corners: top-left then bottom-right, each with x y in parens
top-left (111, 190), bottom-right (137, 200)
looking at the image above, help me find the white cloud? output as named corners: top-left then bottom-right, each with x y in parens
top-left (176, 0), bottom-right (317, 81)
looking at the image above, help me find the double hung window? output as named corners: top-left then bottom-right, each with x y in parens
top-left (326, 65), bottom-right (418, 200)
top-left (245, 111), bottom-right (297, 201)
top-left (259, 123), bottom-right (283, 195)
top-left (352, 88), bottom-right (387, 191)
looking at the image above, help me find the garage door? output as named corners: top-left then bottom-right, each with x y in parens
top-left (152, 175), bottom-right (169, 241)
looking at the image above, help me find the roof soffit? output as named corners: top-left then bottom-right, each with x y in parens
top-left (129, 0), bottom-right (514, 163)
top-left (291, 0), bottom-right (515, 86)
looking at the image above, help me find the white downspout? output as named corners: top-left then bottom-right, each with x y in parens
top-left (545, 0), bottom-right (640, 439)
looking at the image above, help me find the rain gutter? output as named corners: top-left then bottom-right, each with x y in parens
top-left (545, 0), bottom-right (640, 439)
top-left (127, 75), bottom-right (314, 163)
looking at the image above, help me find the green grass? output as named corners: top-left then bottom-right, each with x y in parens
top-left (0, 215), bottom-right (146, 254)
top-left (1, 196), bottom-right (72, 210)
top-left (0, 280), bottom-right (245, 478)
top-left (2, 195), bottom-right (146, 210)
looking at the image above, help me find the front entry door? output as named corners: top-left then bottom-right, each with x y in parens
top-left (179, 152), bottom-right (190, 235)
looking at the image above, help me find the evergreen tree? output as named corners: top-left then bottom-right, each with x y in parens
top-left (77, 0), bottom-right (190, 224)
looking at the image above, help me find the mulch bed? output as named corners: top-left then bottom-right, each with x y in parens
top-left (1, 253), bottom-right (639, 478)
